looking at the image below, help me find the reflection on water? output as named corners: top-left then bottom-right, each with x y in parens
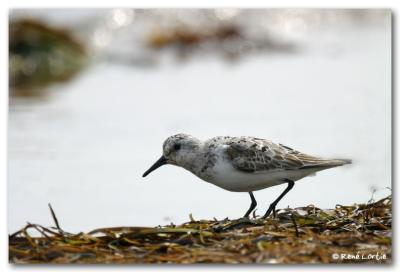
top-left (8, 9), bottom-right (391, 232)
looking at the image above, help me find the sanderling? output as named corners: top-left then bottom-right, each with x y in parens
top-left (143, 134), bottom-right (351, 219)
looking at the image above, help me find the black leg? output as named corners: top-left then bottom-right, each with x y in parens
top-left (243, 192), bottom-right (257, 218)
top-left (262, 179), bottom-right (295, 219)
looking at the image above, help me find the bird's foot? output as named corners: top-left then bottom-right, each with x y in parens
top-left (262, 204), bottom-right (277, 219)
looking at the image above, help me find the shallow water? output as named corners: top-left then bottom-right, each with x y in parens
top-left (8, 17), bottom-right (391, 232)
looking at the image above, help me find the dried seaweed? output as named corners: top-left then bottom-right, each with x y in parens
top-left (9, 196), bottom-right (391, 264)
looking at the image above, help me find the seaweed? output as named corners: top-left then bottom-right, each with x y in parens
top-left (9, 196), bottom-right (391, 264)
top-left (9, 19), bottom-right (87, 96)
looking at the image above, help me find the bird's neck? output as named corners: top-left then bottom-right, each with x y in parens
top-left (181, 144), bottom-right (219, 181)
top-left (178, 144), bottom-right (206, 175)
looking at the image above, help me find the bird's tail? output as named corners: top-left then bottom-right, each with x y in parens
top-left (333, 158), bottom-right (352, 165)
top-left (320, 158), bottom-right (352, 168)
top-left (300, 158), bottom-right (352, 170)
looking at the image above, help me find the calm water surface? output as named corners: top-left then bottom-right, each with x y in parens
top-left (8, 24), bottom-right (391, 232)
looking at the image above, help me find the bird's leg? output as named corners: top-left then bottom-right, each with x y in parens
top-left (262, 179), bottom-right (295, 219)
top-left (243, 192), bottom-right (257, 218)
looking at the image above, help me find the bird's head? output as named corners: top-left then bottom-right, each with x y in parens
top-left (142, 134), bottom-right (201, 177)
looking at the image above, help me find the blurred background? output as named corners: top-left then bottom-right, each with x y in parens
top-left (8, 9), bottom-right (391, 232)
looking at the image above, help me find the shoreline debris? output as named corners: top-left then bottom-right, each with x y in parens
top-left (9, 196), bottom-right (391, 264)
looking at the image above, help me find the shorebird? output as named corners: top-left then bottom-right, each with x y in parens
top-left (142, 134), bottom-right (351, 218)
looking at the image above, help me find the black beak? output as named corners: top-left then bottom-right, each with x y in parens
top-left (142, 156), bottom-right (167, 177)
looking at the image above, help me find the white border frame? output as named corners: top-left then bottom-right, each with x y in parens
top-left (1, 1), bottom-right (397, 271)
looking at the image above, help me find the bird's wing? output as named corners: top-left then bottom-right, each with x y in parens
top-left (225, 137), bottom-right (334, 173)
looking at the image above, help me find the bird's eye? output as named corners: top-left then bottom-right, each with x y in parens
top-left (174, 143), bottom-right (181, 151)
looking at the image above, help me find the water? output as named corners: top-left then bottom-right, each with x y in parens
top-left (8, 17), bottom-right (391, 233)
